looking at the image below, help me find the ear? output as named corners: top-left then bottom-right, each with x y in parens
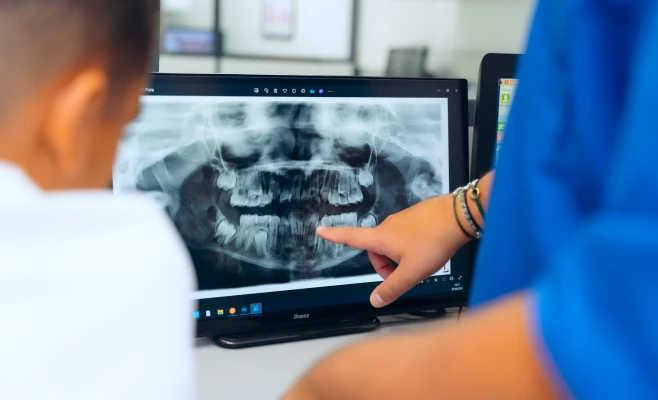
top-left (42, 68), bottom-right (109, 178)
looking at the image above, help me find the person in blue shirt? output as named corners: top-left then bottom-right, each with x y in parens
top-left (285, 0), bottom-right (658, 398)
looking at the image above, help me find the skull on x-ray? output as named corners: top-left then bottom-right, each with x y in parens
top-left (114, 99), bottom-right (445, 289)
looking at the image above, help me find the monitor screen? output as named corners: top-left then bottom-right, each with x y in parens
top-left (495, 78), bottom-right (519, 166)
top-left (162, 28), bottom-right (215, 55)
top-left (113, 75), bottom-right (467, 327)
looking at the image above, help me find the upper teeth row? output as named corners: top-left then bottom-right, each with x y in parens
top-left (220, 169), bottom-right (373, 208)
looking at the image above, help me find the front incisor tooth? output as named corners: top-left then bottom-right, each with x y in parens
top-left (358, 168), bottom-right (374, 188)
top-left (359, 214), bottom-right (377, 228)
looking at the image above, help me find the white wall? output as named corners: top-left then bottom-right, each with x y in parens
top-left (220, 0), bottom-right (354, 60)
top-left (356, 0), bottom-right (460, 76)
top-left (357, 0), bottom-right (534, 81)
top-left (451, 0), bottom-right (535, 84)
top-left (159, 0), bottom-right (535, 87)
top-left (219, 58), bottom-right (354, 75)
top-left (162, 0), bottom-right (214, 29)
top-left (160, 55), bottom-right (216, 74)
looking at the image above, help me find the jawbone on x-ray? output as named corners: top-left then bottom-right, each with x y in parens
top-left (114, 98), bottom-right (447, 290)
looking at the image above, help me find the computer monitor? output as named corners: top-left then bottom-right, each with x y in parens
top-left (113, 74), bottom-right (470, 347)
top-left (471, 53), bottom-right (519, 180)
top-left (385, 47), bottom-right (428, 78)
top-left (162, 27), bottom-right (215, 56)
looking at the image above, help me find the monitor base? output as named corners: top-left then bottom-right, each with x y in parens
top-left (210, 317), bottom-right (381, 349)
top-left (408, 308), bottom-right (447, 319)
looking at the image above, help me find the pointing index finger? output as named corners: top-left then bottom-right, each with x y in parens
top-left (316, 226), bottom-right (382, 253)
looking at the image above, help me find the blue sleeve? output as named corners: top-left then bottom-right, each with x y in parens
top-left (533, 3), bottom-right (658, 398)
top-left (470, 0), bottom-right (570, 303)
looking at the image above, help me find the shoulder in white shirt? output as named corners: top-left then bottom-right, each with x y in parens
top-left (0, 163), bottom-right (196, 400)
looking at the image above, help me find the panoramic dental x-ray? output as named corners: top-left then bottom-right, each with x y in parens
top-left (113, 97), bottom-right (447, 291)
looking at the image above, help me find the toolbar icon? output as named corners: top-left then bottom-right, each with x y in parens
top-left (250, 303), bottom-right (262, 314)
top-left (301, 89), bottom-right (306, 94)
top-left (194, 311), bottom-right (200, 319)
top-left (273, 88), bottom-right (278, 94)
top-left (319, 89), bottom-right (324, 94)
top-left (283, 89), bottom-right (288, 93)
top-left (264, 88), bottom-right (269, 94)
top-left (254, 88), bottom-right (259, 93)
top-left (217, 309), bottom-right (224, 316)
top-left (205, 310), bottom-right (211, 317)
top-left (292, 89), bottom-right (296, 94)
top-left (229, 307), bottom-right (236, 315)
top-left (310, 89), bottom-right (315, 94)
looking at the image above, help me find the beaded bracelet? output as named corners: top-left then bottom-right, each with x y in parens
top-left (463, 188), bottom-right (483, 233)
top-left (469, 179), bottom-right (486, 219)
top-left (452, 189), bottom-right (476, 240)
top-left (458, 189), bottom-right (482, 239)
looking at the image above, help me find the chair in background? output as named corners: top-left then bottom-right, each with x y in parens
top-left (385, 47), bottom-right (430, 78)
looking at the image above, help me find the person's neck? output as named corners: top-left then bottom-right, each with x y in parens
top-left (0, 129), bottom-right (49, 190)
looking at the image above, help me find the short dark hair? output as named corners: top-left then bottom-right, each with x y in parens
top-left (0, 0), bottom-right (159, 117)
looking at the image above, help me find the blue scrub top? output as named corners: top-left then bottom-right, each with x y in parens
top-left (470, 0), bottom-right (658, 398)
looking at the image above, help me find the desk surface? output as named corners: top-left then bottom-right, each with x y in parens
top-left (195, 312), bottom-right (459, 400)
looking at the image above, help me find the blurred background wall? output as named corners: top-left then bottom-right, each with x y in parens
top-left (159, 0), bottom-right (535, 98)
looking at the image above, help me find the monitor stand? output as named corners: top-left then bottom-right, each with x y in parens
top-left (210, 317), bottom-right (381, 349)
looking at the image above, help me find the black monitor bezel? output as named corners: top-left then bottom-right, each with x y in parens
top-left (137, 73), bottom-right (471, 337)
top-left (470, 53), bottom-right (519, 181)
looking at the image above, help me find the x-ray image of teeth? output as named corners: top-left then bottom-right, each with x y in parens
top-left (113, 97), bottom-right (449, 291)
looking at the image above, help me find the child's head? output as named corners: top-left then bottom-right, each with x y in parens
top-left (0, 0), bottom-right (159, 189)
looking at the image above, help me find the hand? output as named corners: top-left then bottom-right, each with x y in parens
top-left (316, 194), bottom-right (470, 308)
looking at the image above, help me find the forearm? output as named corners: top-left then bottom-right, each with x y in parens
top-left (286, 292), bottom-right (560, 400)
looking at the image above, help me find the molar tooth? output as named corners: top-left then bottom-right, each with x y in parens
top-left (215, 220), bottom-right (237, 244)
top-left (359, 214), bottom-right (377, 228)
top-left (259, 193), bottom-right (272, 207)
top-left (328, 190), bottom-right (341, 206)
top-left (268, 215), bottom-right (281, 230)
top-left (341, 212), bottom-right (359, 226)
top-left (349, 188), bottom-right (363, 205)
top-left (217, 171), bottom-right (237, 190)
top-left (230, 190), bottom-right (248, 207)
top-left (240, 215), bottom-right (258, 226)
top-left (254, 230), bottom-right (268, 256)
top-left (320, 215), bottom-right (332, 227)
top-left (247, 196), bottom-right (259, 207)
top-left (358, 168), bottom-right (374, 188)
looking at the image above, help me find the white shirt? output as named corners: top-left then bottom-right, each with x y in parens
top-left (0, 162), bottom-right (196, 399)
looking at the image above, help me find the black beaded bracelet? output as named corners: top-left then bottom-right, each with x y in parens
top-left (458, 189), bottom-right (482, 239)
top-left (452, 190), bottom-right (476, 240)
top-left (464, 188), bottom-right (483, 233)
